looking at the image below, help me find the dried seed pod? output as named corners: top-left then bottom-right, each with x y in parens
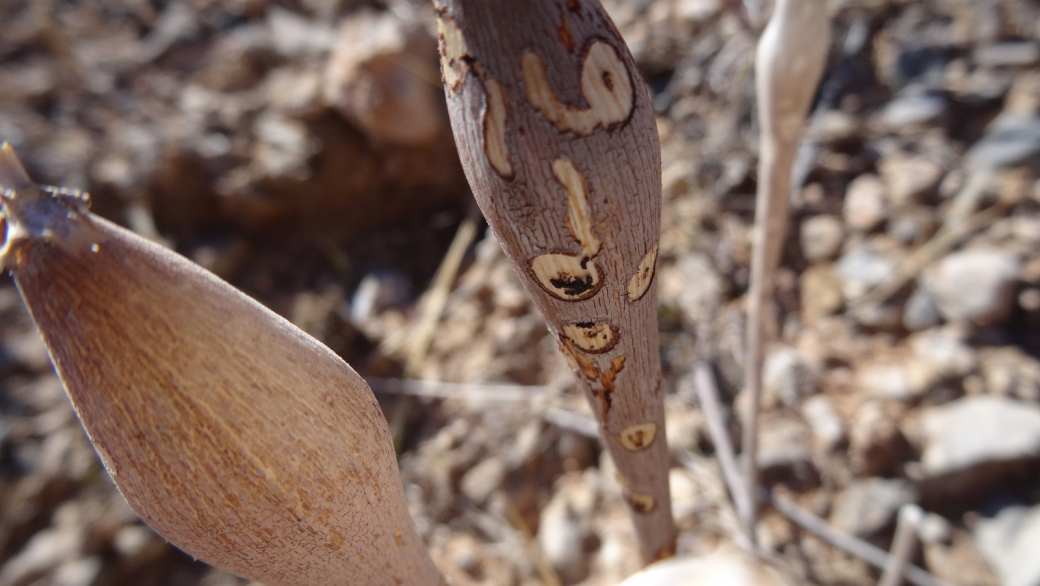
top-left (0, 143), bottom-right (443, 586)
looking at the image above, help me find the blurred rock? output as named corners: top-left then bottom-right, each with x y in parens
top-left (800, 264), bottom-right (844, 319)
top-left (903, 282), bottom-right (941, 331)
top-left (659, 252), bottom-right (722, 323)
top-left (460, 457), bottom-right (506, 505)
top-left (856, 359), bottom-right (935, 401)
top-left (836, 245), bottom-right (901, 301)
top-left (617, 547), bottom-right (797, 586)
top-left (881, 91), bottom-right (948, 129)
top-left (762, 346), bottom-right (816, 409)
top-left (323, 10), bottom-right (444, 146)
top-left (756, 416), bottom-right (815, 487)
top-left (850, 401), bottom-right (909, 476)
top-left (966, 115), bottom-right (1040, 170)
top-left (538, 474), bottom-right (596, 585)
top-left (973, 42), bottom-right (1040, 68)
top-left (830, 478), bottom-right (917, 537)
top-left (843, 174), bottom-right (887, 231)
top-left (978, 346), bottom-right (1040, 401)
top-left (973, 500), bottom-right (1040, 586)
top-left (800, 395), bottom-right (845, 451)
top-left (878, 155), bottom-right (943, 205)
top-left (930, 248), bottom-right (1020, 324)
top-left (919, 395), bottom-right (1040, 476)
top-left (800, 215), bottom-right (845, 262)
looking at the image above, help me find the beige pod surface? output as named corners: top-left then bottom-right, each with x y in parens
top-left (0, 144), bottom-right (443, 586)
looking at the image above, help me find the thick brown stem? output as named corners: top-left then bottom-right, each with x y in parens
top-left (743, 0), bottom-right (829, 543)
top-left (436, 0), bottom-right (676, 561)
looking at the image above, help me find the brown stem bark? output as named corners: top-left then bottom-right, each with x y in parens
top-left (435, 0), bottom-right (676, 561)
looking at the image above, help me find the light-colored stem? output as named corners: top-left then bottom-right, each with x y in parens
top-left (743, 0), bottom-right (829, 542)
top-left (436, 0), bottom-right (676, 561)
top-left (878, 505), bottom-right (924, 586)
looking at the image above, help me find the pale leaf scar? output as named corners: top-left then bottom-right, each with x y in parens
top-left (521, 38), bottom-right (634, 136)
top-left (627, 244), bottom-right (658, 302)
top-left (530, 157), bottom-right (605, 302)
top-left (562, 321), bottom-right (618, 353)
top-left (617, 422), bottom-right (656, 452)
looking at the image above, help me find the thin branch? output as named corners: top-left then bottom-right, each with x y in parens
top-left (878, 504), bottom-right (925, 586)
top-left (764, 491), bottom-right (953, 586)
top-left (405, 209), bottom-right (480, 376)
top-left (693, 360), bottom-right (757, 548)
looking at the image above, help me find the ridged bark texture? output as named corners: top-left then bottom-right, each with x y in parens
top-left (436, 0), bottom-right (675, 561)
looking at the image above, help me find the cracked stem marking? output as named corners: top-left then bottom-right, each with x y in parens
top-left (562, 321), bottom-right (618, 353)
top-left (552, 156), bottom-right (600, 258)
top-left (479, 68), bottom-right (513, 178)
top-left (617, 422), bottom-right (657, 451)
top-left (521, 39), bottom-right (634, 136)
top-left (627, 244), bottom-right (658, 302)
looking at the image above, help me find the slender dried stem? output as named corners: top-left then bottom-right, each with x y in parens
top-left (765, 492), bottom-right (952, 586)
top-left (878, 505), bottom-right (924, 586)
top-left (743, 0), bottom-right (829, 542)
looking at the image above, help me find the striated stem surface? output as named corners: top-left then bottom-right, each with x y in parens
top-left (436, 0), bottom-right (676, 561)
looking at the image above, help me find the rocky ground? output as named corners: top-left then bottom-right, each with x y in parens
top-left (1, 0), bottom-right (1039, 585)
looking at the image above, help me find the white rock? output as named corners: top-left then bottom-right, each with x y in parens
top-left (618, 548), bottom-right (796, 586)
top-left (878, 156), bottom-right (943, 205)
top-left (836, 246), bottom-right (900, 300)
top-left (800, 215), bottom-right (845, 261)
top-left (973, 502), bottom-right (1040, 586)
top-left (843, 174), bottom-right (888, 231)
top-left (800, 395), bottom-right (845, 449)
top-left (919, 395), bottom-right (1040, 475)
top-left (762, 346), bottom-right (816, 408)
top-left (831, 478), bottom-right (917, 536)
top-left (856, 360), bottom-right (936, 401)
top-left (930, 248), bottom-right (1020, 324)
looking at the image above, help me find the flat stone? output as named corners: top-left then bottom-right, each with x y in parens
top-left (967, 115), bottom-right (1040, 170)
top-left (930, 248), bottom-right (1020, 325)
top-left (844, 174), bottom-right (888, 231)
top-left (801, 264), bottom-right (845, 318)
top-left (831, 478), bottom-right (917, 537)
top-left (919, 395), bottom-right (1040, 476)
top-left (762, 346), bottom-right (816, 408)
top-left (973, 42), bottom-right (1040, 68)
top-left (881, 91), bottom-right (948, 128)
top-left (903, 283), bottom-right (941, 331)
top-left (878, 155), bottom-right (943, 205)
top-left (836, 246), bottom-right (900, 300)
top-left (801, 395), bottom-right (845, 450)
top-left (856, 360), bottom-right (936, 401)
top-left (800, 215), bottom-right (845, 262)
top-left (974, 501), bottom-right (1040, 586)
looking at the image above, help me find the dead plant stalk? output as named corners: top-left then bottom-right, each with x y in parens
top-left (743, 0), bottom-right (829, 542)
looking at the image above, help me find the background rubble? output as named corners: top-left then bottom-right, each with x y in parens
top-left (1, 0), bottom-right (1039, 584)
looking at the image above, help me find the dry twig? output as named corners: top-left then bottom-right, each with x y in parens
top-left (764, 492), bottom-right (953, 586)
